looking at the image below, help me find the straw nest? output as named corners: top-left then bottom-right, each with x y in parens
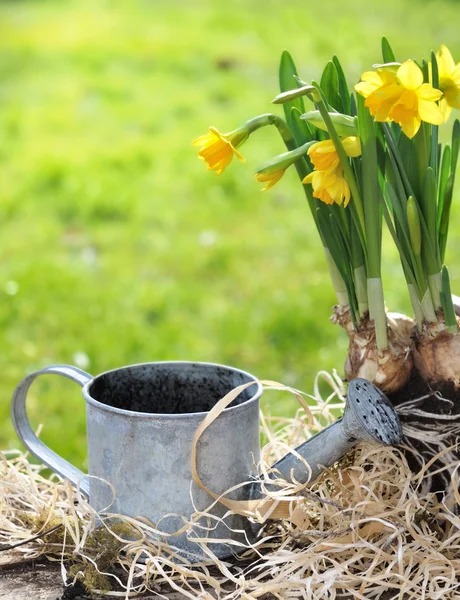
top-left (2, 371), bottom-right (460, 599)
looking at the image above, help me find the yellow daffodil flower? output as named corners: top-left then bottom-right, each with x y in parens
top-left (254, 141), bottom-right (314, 191)
top-left (303, 166), bottom-right (352, 207)
top-left (193, 126), bottom-right (248, 175)
top-left (355, 70), bottom-right (402, 121)
top-left (307, 137), bottom-right (361, 171)
top-left (302, 137), bottom-right (361, 207)
top-left (434, 45), bottom-right (460, 121)
top-left (355, 60), bottom-right (444, 138)
top-left (255, 169), bottom-right (286, 191)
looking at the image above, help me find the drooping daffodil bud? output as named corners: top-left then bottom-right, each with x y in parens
top-left (371, 62), bottom-right (401, 72)
top-left (272, 85), bottom-right (320, 105)
top-left (255, 141), bottom-right (315, 190)
top-left (300, 110), bottom-right (357, 137)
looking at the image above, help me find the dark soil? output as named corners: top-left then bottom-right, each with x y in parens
top-left (60, 579), bottom-right (93, 600)
top-left (389, 371), bottom-right (460, 413)
top-left (388, 371), bottom-right (460, 494)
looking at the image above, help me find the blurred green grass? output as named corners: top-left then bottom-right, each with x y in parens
top-left (1, 0), bottom-right (460, 470)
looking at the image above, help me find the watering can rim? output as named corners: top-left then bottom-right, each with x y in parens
top-left (81, 360), bottom-right (263, 420)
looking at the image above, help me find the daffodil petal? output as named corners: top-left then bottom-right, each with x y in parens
top-left (397, 60), bottom-right (423, 90)
top-left (313, 188), bottom-right (334, 205)
top-left (342, 136), bottom-right (362, 157)
top-left (233, 147), bottom-right (245, 162)
top-left (388, 90), bottom-right (418, 125)
top-left (263, 170), bottom-right (285, 190)
top-left (436, 45), bottom-right (456, 80)
top-left (439, 97), bottom-right (453, 123)
top-left (355, 81), bottom-right (377, 97)
top-left (360, 71), bottom-right (385, 85)
top-left (192, 132), bottom-right (215, 147)
top-left (417, 83), bottom-right (443, 101)
top-left (418, 99), bottom-right (444, 125)
top-left (401, 116), bottom-right (421, 139)
top-left (308, 140), bottom-right (340, 171)
top-left (309, 140), bottom-right (335, 154)
top-left (365, 84), bottom-right (403, 121)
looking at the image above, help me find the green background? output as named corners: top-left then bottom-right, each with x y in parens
top-left (0, 0), bottom-right (459, 470)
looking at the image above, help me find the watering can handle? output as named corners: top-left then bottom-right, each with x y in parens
top-left (10, 365), bottom-right (93, 498)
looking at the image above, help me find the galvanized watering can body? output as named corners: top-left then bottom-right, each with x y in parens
top-left (11, 361), bottom-right (402, 560)
top-left (11, 362), bottom-right (262, 560)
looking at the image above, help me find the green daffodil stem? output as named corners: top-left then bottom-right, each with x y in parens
top-left (354, 264), bottom-right (369, 317)
top-left (325, 247), bottom-right (349, 307)
top-left (407, 196), bottom-right (437, 323)
top-left (350, 220), bottom-right (369, 316)
top-left (441, 266), bottom-right (458, 334)
top-left (428, 272), bottom-right (442, 312)
top-left (367, 278), bottom-right (388, 350)
top-left (244, 113), bottom-right (297, 151)
top-left (408, 284), bottom-right (425, 329)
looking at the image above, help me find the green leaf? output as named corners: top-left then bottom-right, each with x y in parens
top-left (324, 212), bottom-right (360, 324)
top-left (350, 93), bottom-right (357, 117)
top-left (380, 181), bottom-right (417, 289)
top-left (439, 174), bottom-right (454, 262)
top-left (430, 51), bottom-right (439, 90)
top-left (440, 266), bottom-right (458, 332)
top-left (421, 167), bottom-right (437, 246)
top-left (398, 130), bottom-right (420, 199)
top-left (421, 59), bottom-right (429, 84)
top-left (451, 119), bottom-right (460, 176)
top-left (291, 106), bottom-right (315, 142)
top-left (428, 53), bottom-right (439, 177)
top-left (437, 145), bottom-right (451, 231)
top-left (332, 55), bottom-right (351, 115)
top-left (278, 51), bottom-right (313, 146)
top-left (407, 196), bottom-right (421, 255)
top-left (384, 124), bottom-right (415, 199)
top-left (430, 117), bottom-right (439, 177)
top-left (317, 209), bottom-right (351, 287)
top-left (381, 37), bottom-right (396, 63)
top-left (320, 61), bottom-right (341, 112)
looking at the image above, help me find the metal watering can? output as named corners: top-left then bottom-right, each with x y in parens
top-left (11, 361), bottom-right (402, 560)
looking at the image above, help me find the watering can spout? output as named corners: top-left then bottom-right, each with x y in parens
top-left (251, 378), bottom-right (403, 498)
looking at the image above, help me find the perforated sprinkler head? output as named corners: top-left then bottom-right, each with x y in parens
top-left (342, 378), bottom-right (403, 446)
top-left (251, 378), bottom-right (403, 496)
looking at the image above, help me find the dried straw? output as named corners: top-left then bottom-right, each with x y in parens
top-left (2, 370), bottom-right (460, 599)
